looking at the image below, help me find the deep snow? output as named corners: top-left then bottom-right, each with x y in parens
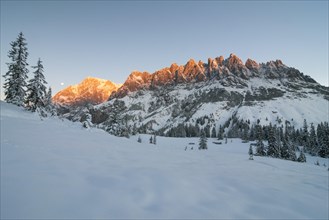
top-left (1, 102), bottom-right (328, 219)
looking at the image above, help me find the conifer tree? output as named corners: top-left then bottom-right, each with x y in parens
top-left (25, 58), bottom-right (47, 111)
top-left (248, 145), bottom-right (254, 160)
top-left (308, 123), bottom-right (317, 156)
top-left (199, 131), bottom-right (208, 150)
top-left (248, 145), bottom-right (253, 156)
top-left (211, 127), bottom-right (217, 138)
top-left (153, 134), bottom-right (157, 145)
top-left (44, 87), bottom-right (56, 116)
top-left (3, 32), bottom-right (29, 106)
top-left (318, 122), bottom-right (329, 158)
top-left (302, 119), bottom-right (309, 148)
top-left (217, 125), bottom-right (224, 140)
top-left (267, 124), bottom-right (280, 158)
top-left (255, 124), bottom-right (266, 156)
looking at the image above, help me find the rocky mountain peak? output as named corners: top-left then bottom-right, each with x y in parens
top-left (110, 53), bottom-right (319, 99)
top-left (245, 58), bottom-right (260, 71)
top-left (53, 77), bottom-right (121, 106)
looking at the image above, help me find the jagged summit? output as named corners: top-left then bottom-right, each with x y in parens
top-left (53, 77), bottom-right (121, 106)
top-left (111, 54), bottom-right (317, 99)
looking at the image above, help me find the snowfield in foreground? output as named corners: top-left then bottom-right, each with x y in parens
top-left (1, 102), bottom-right (328, 219)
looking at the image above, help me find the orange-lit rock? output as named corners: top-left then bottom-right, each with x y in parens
top-left (53, 77), bottom-right (121, 106)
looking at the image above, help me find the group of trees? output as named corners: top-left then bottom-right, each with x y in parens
top-left (3, 32), bottom-right (54, 116)
top-left (165, 116), bottom-right (328, 159)
top-left (250, 119), bottom-right (329, 162)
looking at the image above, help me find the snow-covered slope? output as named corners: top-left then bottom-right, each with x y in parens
top-left (1, 101), bottom-right (328, 219)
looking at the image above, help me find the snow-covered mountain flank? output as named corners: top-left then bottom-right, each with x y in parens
top-left (53, 77), bottom-right (121, 106)
top-left (55, 54), bottom-right (329, 137)
top-left (1, 101), bottom-right (328, 219)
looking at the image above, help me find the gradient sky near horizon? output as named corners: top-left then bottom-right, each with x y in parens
top-left (1, 1), bottom-right (328, 99)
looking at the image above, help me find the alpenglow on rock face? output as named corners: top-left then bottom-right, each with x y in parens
top-left (110, 53), bottom-right (317, 99)
top-left (53, 77), bottom-right (121, 106)
top-left (55, 54), bottom-right (329, 138)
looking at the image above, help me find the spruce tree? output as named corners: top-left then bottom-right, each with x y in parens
top-left (153, 134), bottom-right (157, 145)
top-left (44, 87), bottom-right (56, 116)
top-left (267, 124), bottom-right (280, 158)
top-left (302, 119), bottom-right (309, 149)
top-left (318, 122), bottom-right (329, 158)
top-left (3, 32), bottom-right (29, 106)
top-left (25, 58), bottom-right (47, 111)
top-left (199, 131), bottom-right (208, 150)
top-left (308, 123), bottom-right (317, 156)
top-left (217, 125), bottom-right (224, 140)
top-left (248, 145), bottom-right (253, 156)
top-left (255, 124), bottom-right (266, 156)
top-left (248, 145), bottom-right (254, 160)
top-left (211, 127), bottom-right (217, 138)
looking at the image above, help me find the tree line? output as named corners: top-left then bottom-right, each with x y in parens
top-left (3, 32), bottom-right (55, 116)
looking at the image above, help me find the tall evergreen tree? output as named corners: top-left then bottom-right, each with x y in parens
top-left (43, 87), bottom-right (56, 116)
top-left (267, 124), bottom-right (280, 158)
top-left (302, 119), bottom-right (309, 149)
top-left (217, 125), bottom-right (224, 140)
top-left (25, 58), bottom-right (47, 111)
top-left (199, 131), bottom-right (208, 150)
top-left (211, 127), bottom-right (217, 138)
top-left (318, 122), bottom-right (329, 158)
top-left (153, 134), bottom-right (157, 145)
top-left (3, 32), bottom-right (29, 106)
top-left (255, 124), bottom-right (266, 156)
top-left (308, 123), bottom-right (317, 156)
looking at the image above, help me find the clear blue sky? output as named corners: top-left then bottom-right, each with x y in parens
top-left (1, 1), bottom-right (328, 99)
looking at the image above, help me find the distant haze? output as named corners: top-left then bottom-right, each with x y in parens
top-left (1, 1), bottom-right (328, 100)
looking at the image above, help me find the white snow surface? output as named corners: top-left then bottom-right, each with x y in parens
top-left (1, 101), bottom-right (328, 219)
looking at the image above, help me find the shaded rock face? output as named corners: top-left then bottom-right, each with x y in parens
top-left (111, 53), bottom-right (312, 99)
top-left (53, 77), bottom-right (121, 106)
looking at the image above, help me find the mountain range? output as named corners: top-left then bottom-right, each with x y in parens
top-left (53, 54), bottom-right (329, 137)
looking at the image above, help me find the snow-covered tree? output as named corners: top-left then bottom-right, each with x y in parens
top-left (249, 145), bottom-right (254, 160)
top-left (318, 122), bottom-right (329, 158)
top-left (217, 125), bottom-right (224, 140)
top-left (3, 32), bottom-right (29, 106)
top-left (307, 123), bottom-right (317, 156)
top-left (248, 145), bottom-right (253, 156)
top-left (211, 127), bottom-right (217, 138)
top-left (199, 131), bottom-right (208, 150)
top-left (255, 124), bottom-right (266, 156)
top-left (25, 58), bottom-right (47, 112)
top-left (43, 87), bottom-right (56, 116)
top-left (267, 124), bottom-right (281, 158)
top-left (153, 134), bottom-right (157, 145)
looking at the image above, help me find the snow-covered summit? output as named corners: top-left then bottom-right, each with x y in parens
top-left (52, 77), bottom-right (121, 106)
